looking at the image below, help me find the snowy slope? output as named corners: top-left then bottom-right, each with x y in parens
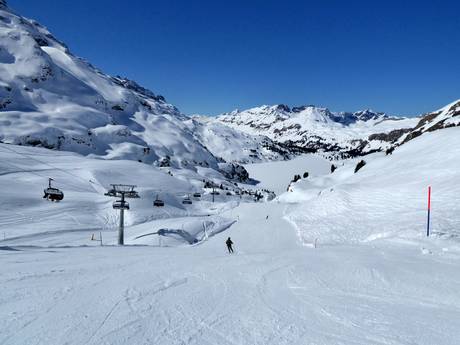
top-left (0, 142), bottom-right (250, 245)
top-left (1, 140), bottom-right (460, 344)
top-left (282, 127), bottom-right (460, 245)
top-left (1, 2), bottom-right (460, 342)
top-left (185, 116), bottom-right (292, 163)
top-left (243, 154), bottom-right (331, 195)
top-left (0, 2), bottom-right (219, 169)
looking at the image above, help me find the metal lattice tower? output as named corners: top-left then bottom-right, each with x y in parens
top-left (105, 184), bottom-right (139, 245)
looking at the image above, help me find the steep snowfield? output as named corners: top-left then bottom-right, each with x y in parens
top-left (1, 127), bottom-right (460, 344)
top-left (0, 3), bottom-right (219, 168)
top-left (282, 127), bottom-right (460, 245)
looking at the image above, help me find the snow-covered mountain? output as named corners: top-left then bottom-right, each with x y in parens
top-left (215, 104), bottom-right (420, 158)
top-left (398, 99), bottom-right (460, 145)
top-left (0, 1), bottom-right (299, 170)
top-left (1, 0), bottom-right (458, 169)
top-left (0, 1), bottom-right (221, 169)
top-left (185, 116), bottom-right (291, 163)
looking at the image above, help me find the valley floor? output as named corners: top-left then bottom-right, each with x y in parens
top-left (1, 200), bottom-right (460, 345)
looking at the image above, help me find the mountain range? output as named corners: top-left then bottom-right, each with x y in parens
top-left (1, 0), bottom-right (459, 172)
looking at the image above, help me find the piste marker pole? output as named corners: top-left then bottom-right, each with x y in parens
top-left (426, 186), bottom-right (431, 237)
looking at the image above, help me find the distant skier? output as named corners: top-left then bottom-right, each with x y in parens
top-left (226, 237), bottom-right (234, 254)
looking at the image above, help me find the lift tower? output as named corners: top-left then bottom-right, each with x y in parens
top-left (105, 184), bottom-right (139, 245)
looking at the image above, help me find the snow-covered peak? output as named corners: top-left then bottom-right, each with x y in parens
top-left (353, 109), bottom-right (387, 121)
top-left (220, 104), bottom-right (388, 128)
top-left (0, 4), bottom-right (219, 169)
top-left (214, 103), bottom-right (418, 158)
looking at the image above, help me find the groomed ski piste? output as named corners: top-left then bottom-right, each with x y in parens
top-left (1, 128), bottom-right (460, 345)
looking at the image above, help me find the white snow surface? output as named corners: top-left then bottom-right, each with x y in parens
top-left (1, 126), bottom-right (460, 344)
top-left (1, 2), bottom-right (460, 344)
top-left (244, 154), bottom-right (331, 195)
top-left (281, 127), bottom-right (460, 245)
top-left (0, 4), bottom-right (220, 168)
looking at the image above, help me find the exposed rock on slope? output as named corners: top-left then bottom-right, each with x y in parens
top-left (399, 100), bottom-right (460, 145)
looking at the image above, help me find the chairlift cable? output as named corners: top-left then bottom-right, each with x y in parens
top-left (0, 145), bottom-right (106, 191)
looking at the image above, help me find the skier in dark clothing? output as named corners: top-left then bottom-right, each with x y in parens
top-left (226, 237), bottom-right (234, 254)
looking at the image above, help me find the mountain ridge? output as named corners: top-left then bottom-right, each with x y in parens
top-left (1, 1), bottom-right (459, 165)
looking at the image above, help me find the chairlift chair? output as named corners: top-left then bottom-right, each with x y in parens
top-left (43, 178), bottom-right (64, 201)
top-left (113, 200), bottom-right (129, 210)
top-left (104, 188), bottom-right (117, 197)
top-left (105, 184), bottom-right (139, 198)
top-left (153, 194), bottom-right (165, 207)
top-left (193, 192), bottom-right (201, 198)
top-left (182, 197), bottom-right (193, 205)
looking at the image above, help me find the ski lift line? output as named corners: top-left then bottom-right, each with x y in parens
top-left (0, 159), bottom-right (90, 195)
top-left (0, 158), bottom-right (92, 194)
top-left (0, 145), bottom-right (105, 190)
top-left (0, 159), bottom-right (50, 179)
top-left (0, 145), bottom-right (103, 188)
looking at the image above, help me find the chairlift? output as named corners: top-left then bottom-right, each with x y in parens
top-left (153, 194), bottom-right (165, 207)
top-left (182, 196), bottom-right (193, 205)
top-left (125, 190), bottom-right (140, 198)
top-left (104, 188), bottom-right (117, 197)
top-left (43, 178), bottom-right (64, 201)
top-left (193, 192), bottom-right (201, 198)
top-left (113, 200), bottom-right (129, 210)
top-left (105, 185), bottom-right (139, 198)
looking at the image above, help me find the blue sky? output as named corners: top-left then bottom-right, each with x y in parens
top-left (9, 0), bottom-right (460, 116)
